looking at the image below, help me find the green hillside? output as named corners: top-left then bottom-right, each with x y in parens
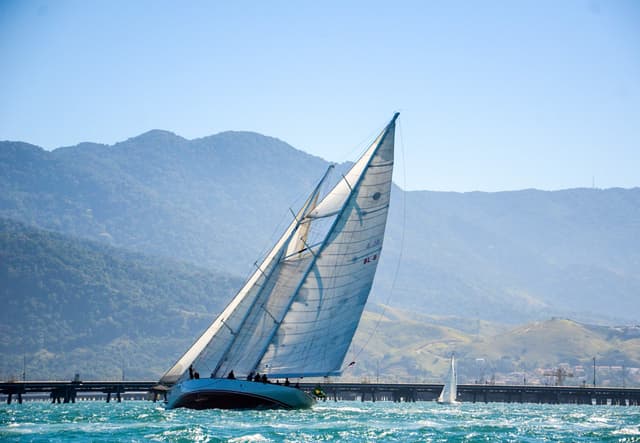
top-left (0, 218), bottom-right (239, 380)
top-left (348, 312), bottom-right (640, 387)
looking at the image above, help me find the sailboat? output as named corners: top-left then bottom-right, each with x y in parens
top-left (160, 113), bottom-right (399, 410)
top-left (437, 355), bottom-right (458, 404)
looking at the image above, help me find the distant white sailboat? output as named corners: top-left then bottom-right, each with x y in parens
top-left (437, 355), bottom-right (458, 404)
top-left (160, 113), bottom-right (399, 409)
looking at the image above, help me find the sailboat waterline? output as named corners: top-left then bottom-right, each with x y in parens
top-left (162, 113), bottom-right (399, 410)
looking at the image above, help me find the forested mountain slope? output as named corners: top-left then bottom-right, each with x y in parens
top-left (1, 133), bottom-right (639, 324)
top-left (0, 218), bottom-right (239, 379)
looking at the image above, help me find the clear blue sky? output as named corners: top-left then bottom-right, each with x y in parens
top-left (1, 0), bottom-right (638, 191)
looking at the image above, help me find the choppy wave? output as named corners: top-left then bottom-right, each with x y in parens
top-left (1, 400), bottom-right (639, 442)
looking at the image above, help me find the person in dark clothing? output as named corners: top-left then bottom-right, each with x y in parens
top-left (254, 372), bottom-right (261, 382)
top-left (284, 378), bottom-right (290, 387)
top-left (194, 371), bottom-right (200, 379)
top-left (189, 365), bottom-right (194, 380)
top-left (247, 372), bottom-right (254, 381)
top-left (227, 370), bottom-right (235, 380)
top-left (261, 374), bottom-right (268, 384)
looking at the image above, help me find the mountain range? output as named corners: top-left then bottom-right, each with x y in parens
top-left (2, 130), bottom-right (638, 325)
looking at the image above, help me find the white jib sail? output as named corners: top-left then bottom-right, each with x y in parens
top-left (161, 113), bottom-right (398, 383)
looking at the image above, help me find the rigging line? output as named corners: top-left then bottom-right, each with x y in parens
top-left (338, 127), bottom-right (378, 164)
top-left (254, 262), bottom-right (267, 278)
top-left (335, 115), bottom-right (398, 165)
top-left (261, 304), bottom-right (279, 324)
top-left (352, 113), bottom-right (407, 364)
top-left (221, 319), bottom-right (236, 335)
top-left (340, 174), bottom-right (353, 191)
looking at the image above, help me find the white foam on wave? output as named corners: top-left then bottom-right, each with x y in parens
top-left (415, 419), bottom-right (441, 429)
top-left (146, 426), bottom-right (212, 442)
top-left (228, 433), bottom-right (270, 442)
top-left (3, 422), bottom-right (34, 434)
top-left (613, 427), bottom-right (640, 436)
top-left (313, 405), bottom-right (366, 414)
top-left (588, 415), bottom-right (610, 424)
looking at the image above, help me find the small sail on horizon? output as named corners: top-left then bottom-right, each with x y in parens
top-left (437, 355), bottom-right (458, 404)
top-left (160, 113), bottom-right (399, 386)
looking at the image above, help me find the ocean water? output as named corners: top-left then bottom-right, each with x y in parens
top-left (1, 400), bottom-right (639, 442)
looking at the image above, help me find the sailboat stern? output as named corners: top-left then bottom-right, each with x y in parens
top-left (166, 378), bottom-right (315, 410)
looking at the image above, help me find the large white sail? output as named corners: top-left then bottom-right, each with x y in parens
top-left (255, 116), bottom-right (397, 377)
top-left (161, 113), bottom-right (398, 384)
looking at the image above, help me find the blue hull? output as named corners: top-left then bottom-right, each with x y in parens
top-left (166, 378), bottom-right (315, 410)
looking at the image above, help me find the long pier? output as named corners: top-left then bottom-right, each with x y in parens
top-left (0, 381), bottom-right (161, 404)
top-left (1, 381), bottom-right (639, 406)
top-left (314, 382), bottom-right (640, 406)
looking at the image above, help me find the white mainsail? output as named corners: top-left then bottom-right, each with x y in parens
top-left (437, 355), bottom-right (458, 404)
top-left (160, 113), bottom-right (398, 385)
